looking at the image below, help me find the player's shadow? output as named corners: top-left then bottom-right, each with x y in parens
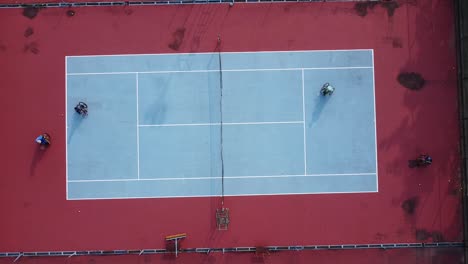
top-left (67, 112), bottom-right (84, 143)
top-left (407, 160), bottom-right (431, 169)
top-left (408, 159), bottom-right (419, 168)
top-left (310, 94), bottom-right (331, 125)
top-left (30, 146), bottom-right (46, 176)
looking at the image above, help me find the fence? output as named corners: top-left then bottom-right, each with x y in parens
top-left (455, 0), bottom-right (468, 262)
top-left (0, 0), bottom-right (380, 9)
top-left (0, 242), bottom-right (464, 262)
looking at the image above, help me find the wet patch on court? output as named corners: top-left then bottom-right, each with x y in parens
top-left (397, 72), bottom-right (425, 90)
top-left (22, 6), bottom-right (41, 19)
top-left (24, 27), bottom-right (34, 38)
top-left (24, 42), bottom-right (40, 54)
top-left (354, 1), bottom-right (400, 17)
top-left (168, 28), bottom-right (186, 51)
top-left (402, 197), bottom-right (418, 215)
top-left (381, 1), bottom-right (399, 17)
top-left (354, 2), bottom-right (378, 17)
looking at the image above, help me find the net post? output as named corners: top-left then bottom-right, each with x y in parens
top-left (216, 207), bottom-right (230, 230)
top-left (165, 233), bottom-right (186, 258)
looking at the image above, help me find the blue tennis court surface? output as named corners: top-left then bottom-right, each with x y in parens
top-left (65, 50), bottom-right (377, 200)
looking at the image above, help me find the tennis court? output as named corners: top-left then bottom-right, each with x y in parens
top-left (0, 0), bottom-right (463, 262)
top-left (66, 50), bottom-right (377, 199)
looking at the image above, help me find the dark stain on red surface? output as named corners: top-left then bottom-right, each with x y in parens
top-left (0, 42), bottom-right (6, 52)
top-left (22, 6), bottom-right (40, 19)
top-left (23, 41), bottom-right (40, 54)
top-left (354, 2), bottom-right (369, 17)
top-left (66, 10), bottom-right (76, 17)
top-left (168, 28), bottom-right (186, 51)
top-left (24, 27), bottom-right (34, 38)
top-left (402, 197), bottom-right (418, 215)
top-left (354, 2), bottom-right (378, 17)
top-left (397, 72), bottom-right (426, 90)
top-left (354, 1), bottom-right (399, 17)
top-left (381, 1), bottom-right (400, 17)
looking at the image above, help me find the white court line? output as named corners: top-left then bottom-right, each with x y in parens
top-left (139, 121), bottom-right (304, 127)
top-left (301, 69), bottom-right (307, 176)
top-left (68, 173), bottom-right (377, 182)
top-left (67, 190), bottom-right (379, 201)
top-left (136, 73), bottom-right (140, 179)
top-left (65, 56), bottom-right (69, 200)
top-left (371, 49), bottom-right (379, 192)
top-left (66, 49), bottom-right (374, 58)
top-left (67, 70), bottom-right (218, 75)
top-left (66, 66), bottom-right (374, 76)
top-left (222, 67), bottom-right (373, 72)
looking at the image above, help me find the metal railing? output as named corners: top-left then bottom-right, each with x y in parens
top-left (454, 0), bottom-right (468, 262)
top-left (0, 0), bottom-right (379, 8)
top-left (0, 242), bottom-right (464, 261)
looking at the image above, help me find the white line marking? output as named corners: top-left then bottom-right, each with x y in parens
top-left (371, 49), bottom-right (379, 192)
top-left (227, 67), bottom-right (373, 72)
top-left (67, 190), bottom-right (379, 201)
top-left (68, 70), bottom-right (217, 75)
top-left (65, 56), bottom-right (68, 200)
top-left (139, 121), bottom-right (304, 127)
top-left (68, 173), bottom-right (377, 182)
top-left (136, 73), bottom-right (140, 180)
top-left (66, 49), bottom-right (374, 58)
top-left (66, 67), bottom-right (374, 76)
top-left (301, 69), bottom-right (307, 175)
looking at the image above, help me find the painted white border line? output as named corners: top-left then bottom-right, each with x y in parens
top-left (67, 190), bottom-right (379, 201)
top-left (372, 49), bottom-right (379, 192)
top-left (64, 49), bottom-right (378, 199)
top-left (66, 66), bottom-right (374, 76)
top-left (68, 172), bottom-right (377, 182)
top-left (139, 121), bottom-right (303, 127)
top-left (67, 70), bottom-right (216, 75)
top-left (136, 73), bottom-right (140, 179)
top-left (66, 49), bottom-right (374, 58)
top-left (65, 56), bottom-right (69, 200)
top-left (301, 69), bottom-right (307, 176)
